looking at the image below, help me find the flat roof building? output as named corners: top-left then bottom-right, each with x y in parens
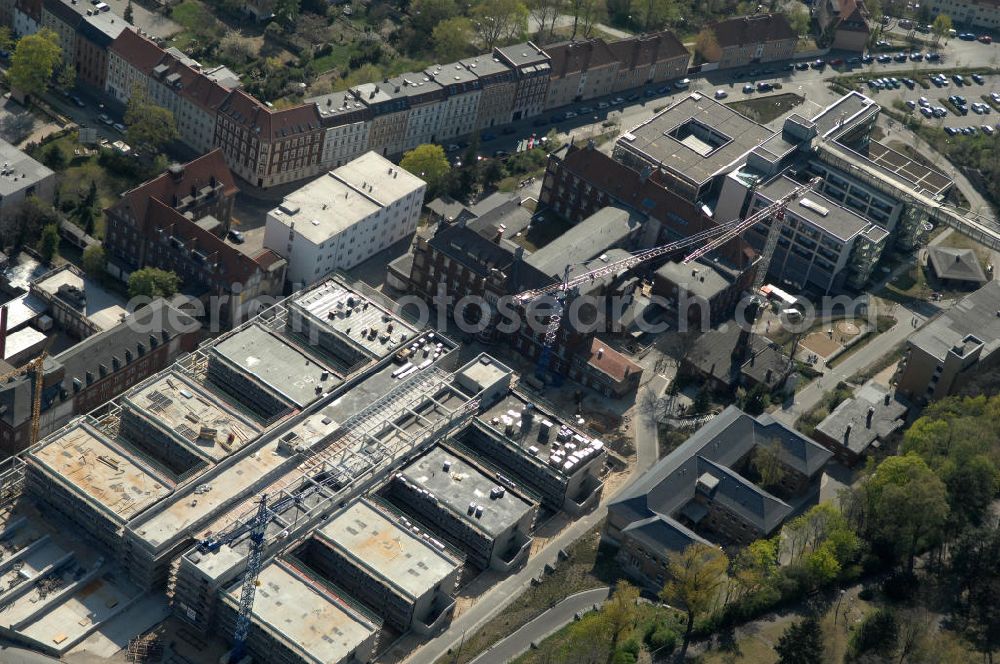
top-left (264, 152), bottom-right (426, 286)
top-left (897, 281), bottom-right (1000, 404)
top-left (208, 323), bottom-right (341, 419)
top-left (296, 499), bottom-right (462, 634)
top-left (31, 264), bottom-right (129, 338)
top-left (27, 421), bottom-right (172, 551)
top-left (613, 92), bottom-right (776, 203)
top-left (287, 277), bottom-right (419, 374)
top-left (218, 560), bottom-right (381, 664)
top-left (387, 445), bottom-right (537, 571)
top-left (0, 138), bottom-right (56, 243)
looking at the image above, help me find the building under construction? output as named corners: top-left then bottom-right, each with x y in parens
top-left (0, 273), bottom-right (609, 663)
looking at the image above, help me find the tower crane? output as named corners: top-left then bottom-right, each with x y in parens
top-left (0, 353), bottom-right (49, 447)
top-left (515, 177), bottom-right (821, 380)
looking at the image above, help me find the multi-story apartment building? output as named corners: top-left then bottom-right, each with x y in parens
top-left (392, 73), bottom-right (447, 151)
top-left (494, 42), bottom-right (551, 120)
top-left (106, 27), bottom-right (168, 103)
top-left (11, 0), bottom-right (41, 37)
top-left (264, 152), bottom-right (426, 285)
top-left (928, 0), bottom-right (1000, 29)
top-left (103, 150), bottom-right (286, 321)
top-left (702, 14), bottom-right (798, 69)
top-left (543, 38), bottom-right (619, 109)
top-left (896, 281), bottom-right (1000, 404)
top-left (745, 175), bottom-right (888, 292)
top-left (460, 54), bottom-right (517, 130)
top-left (425, 64), bottom-right (483, 142)
top-left (352, 81), bottom-right (410, 158)
top-left (76, 12), bottom-right (124, 90)
top-left (608, 30), bottom-right (691, 92)
top-left (310, 90), bottom-right (372, 169)
top-left (216, 91), bottom-right (325, 188)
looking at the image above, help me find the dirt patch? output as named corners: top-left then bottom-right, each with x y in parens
top-left (801, 332), bottom-right (841, 358)
top-left (835, 319), bottom-right (861, 339)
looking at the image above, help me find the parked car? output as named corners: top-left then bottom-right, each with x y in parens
top-left (70, 95), bottom-right (85, 108)
top-left (481, 132), bottom-right (497, 141)
top-left (674, 78), bottom-right (691, 90)
top-left (983, 124), bottom-right (995, 135)
top-left (945, 126), bottom-right (959, 135)
top-left (953, 74), bottom-right (965, 85)
top-left (795, 61), bottom-right (810, 70)
top-left (906, 99), bottom-right (917, 109)
top-left (811, 59), bottom-right (826, 69)
top-left (714, 89), bottom-right (728, 99)
top-left (626, 93), bottom-right (640, 101)
top-left (611, 96), bottom-right (625, 105)
top-left (959, 32), bottom-right (977, 40)
top-left (446, 143), bottom-right (461, 152)
top-left (893, 52), bottom-right (908, 62)
top-left (830, 58), bottom-right (844, 66)
top-left (113, 122), bottom-right (125, 133)
top-left (756, 81), bottom-right (773, 92)
top-left (227, 229), bottom-right (245, 244)
top-left (563, 111), bottom-right (577, 119)
top-left (979, 35), bottom-right (993, 44)
top-left (98, 113), bottom-right (112, 125)
top-left (848, 56), bottom-right (862, 64)
top-left (876, 54), bottom-right (892, 63)
top-left (742, 83), bottom-right (755, 93)
top-left (972, 74), bottom-right (986, 85)
top-left (862, 54), bottom-right (875, 63)
top-left (920, 106), bottom-right (933, 118)
top-left (925, 52), bottom-right (941, 61)
top-left (909, 51), bottom-right (924, 61)
top-left (903, 78), bottom-right (916, 88)
top-left (919, 96), bottom-right (930, 106)
top-left (784, 63), bottom-right (796, 71)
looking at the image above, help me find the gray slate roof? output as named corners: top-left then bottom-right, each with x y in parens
top-left (927, 246), bottom-right (987, 284)
top-left (610, 405), bottom-right (831, 549)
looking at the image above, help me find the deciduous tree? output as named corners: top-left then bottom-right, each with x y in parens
top-left (400, 144), bottom-right (450, 195)
top-left (786, 5), bottom-right (810, 36)
top-left (82, 244), bottom-right (106, 275)
top-left (9, 29), bottom-right (62, 98)
top-left (694, 29), bottom-right (721, 64)
top-left (125, 86), bottom-right (179, 153)
top-left (751, 439), bottom-right (786, 492)
top-left (433, 17), bottom-right (475, 62)
top-left (932, 14), bottom-right (952, 44)
top-left (128, 267), bottom-right (180, 299)
top-left (471, 0), bottom-right (529, 49)
top-left (600, 582), bottom-right (640, 654)
top-left (660, 543), bottom-right (729, 660)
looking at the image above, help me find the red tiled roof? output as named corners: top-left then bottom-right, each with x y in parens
top-left (109, 28), bottom-right (166, 74)
top-left (545, 38), bottom-right (619, 78)
top-left (113, 149), bottom-right (237, 237)
top-left (710, 14), bottom-right (797, 48)
top-left (217, 90), bottom-right (321, 141)
top-left (180, 71), bottom-right (233, 114)
top-left (836, 0), bottom-right (871, 31)
top-left (586, 339), bottom-right (641, 383)
top-left (607, 31), bottom-right (690, 69)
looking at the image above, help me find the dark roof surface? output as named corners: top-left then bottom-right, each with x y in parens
top-left (927, 246), bottom-right (988, 284)
top-left (609, 405), bottom-right (832, 549)
top-left (711, 13), bottom-right (797, 48)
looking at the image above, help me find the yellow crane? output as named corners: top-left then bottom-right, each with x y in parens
top-left (0, 352), bottom-right (48, 447)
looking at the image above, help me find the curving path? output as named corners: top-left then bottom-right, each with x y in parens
top-left (468, 587), bottom-right (611, 664)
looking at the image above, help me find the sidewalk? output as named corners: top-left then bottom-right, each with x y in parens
top-left (468, 587), bottom-right (611, 664)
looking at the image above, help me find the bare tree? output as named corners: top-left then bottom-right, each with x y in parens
top-left (567, 0), bottom-right (603, 38)
top-left (528, 0), bottom-right (561, 40)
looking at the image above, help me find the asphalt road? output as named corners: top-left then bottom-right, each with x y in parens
top-left (468, 587), bottom-right (611, 664)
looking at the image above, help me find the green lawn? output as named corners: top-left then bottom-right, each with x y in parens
top-left (32, 133), bottom-right (146, 239)
top-left (727, 93), bottom-right (806, 124)
top-left (168, 0), bottom-right (224, 52)
top-left (312, 44), bottom-right (353, 75)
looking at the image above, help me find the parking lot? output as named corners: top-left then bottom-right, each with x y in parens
top-left (861, 69), bottom-right (1000, 136)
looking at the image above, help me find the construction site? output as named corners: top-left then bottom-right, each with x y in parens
top-left (0, 274), bottom-right (613, 664)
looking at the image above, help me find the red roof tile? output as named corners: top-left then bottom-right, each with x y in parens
top-left (586, 339), bottom-right (641, 383)
top-left (109, 28), bottom-right (166, 74)
top-left (606, 31), bottom-right (690, 68)
top-left (544, 38), bottom-right (619, 78)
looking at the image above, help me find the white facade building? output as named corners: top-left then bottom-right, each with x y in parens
top-left (264, 152), bottom-right (426, 286)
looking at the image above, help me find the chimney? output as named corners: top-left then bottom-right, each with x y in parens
top-left (765, 368), bottom-right (773, 383)
top-left (168, 163), bottom-right (185, 182)
top-left (597, 347), bottom-right (604, 360)
top-left (866, 407), bottom-right (875, 428)
top-left (844, 423), bottom-right (852, 442)
top-left (514, 246), bottom-right (525, 261)
top-left (0, 304), bottom-right (7, 361)
top-left (884, 392), bottom-right (891, 406)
